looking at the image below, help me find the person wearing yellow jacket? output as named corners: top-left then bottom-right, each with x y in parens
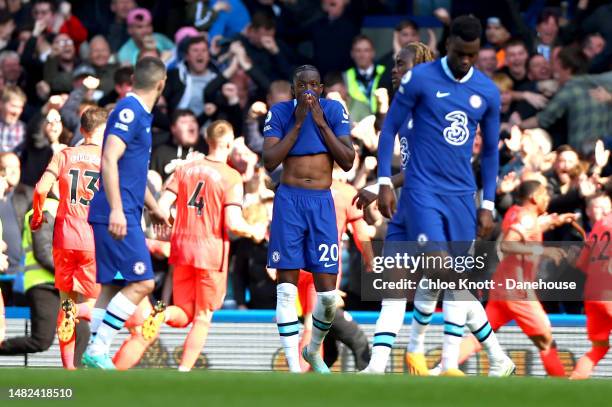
top-left (0, 197), bottom-right (88, 363)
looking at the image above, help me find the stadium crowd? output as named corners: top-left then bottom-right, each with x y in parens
top-left (0, 0), bottom-right (610, 359)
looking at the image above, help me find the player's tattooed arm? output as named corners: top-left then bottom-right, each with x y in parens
top-left (102, 135), bottom-right (128, 240)
top-left (262, 98), bottom-right (309, 171)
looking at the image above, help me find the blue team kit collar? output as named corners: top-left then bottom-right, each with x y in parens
top-left (440, 57), bottom-right (474, 83)
top-left (126, 92), bottom-right (151, 113)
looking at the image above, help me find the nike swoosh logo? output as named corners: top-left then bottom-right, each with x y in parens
top-left (323, 263), bottom-right (337, 268)
top-left (436, 91), bottom-right (450, 98)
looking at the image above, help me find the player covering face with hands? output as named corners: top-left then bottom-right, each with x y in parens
top-left (263, 65), bottom-right (354, 373)
top-left (114, 120), bottom-right (268, 372)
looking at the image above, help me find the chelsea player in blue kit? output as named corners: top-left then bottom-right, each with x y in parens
top-left (82, 57), bottom-right (170, 369)
top-left (367, 16), bottom-right (515, 376)
top-left (263, 65), bottom-right (354, 373)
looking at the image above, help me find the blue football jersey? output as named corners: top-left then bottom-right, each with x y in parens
top-left (378, 57), bottom-right (500, 201)
top-left (263, 98), bottom-right (350, 156)
top-left (89, 93), bottom-right (153, 225)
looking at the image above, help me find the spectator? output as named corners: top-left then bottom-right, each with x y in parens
top-left (98, 65), bottom-right (133, 107)
top-left (0, 50), bottom-right (23, 89)
top-left (344, 35), bottom-right (385, 122)
top-left (117, 8), bottom-right (174, 66)
top-left (31, 0), bottom-right (88, 49)
top-left (585, 192), bottom-right (611, 232)
top-left (0, 152), bottom-right (25, 275)
top-left (492, 73), bottom-right (514, 125)
top-left (475, 46), bottom-right (498, 78)
top-left (107, 0), bottom-right (137, 52)
top-left (0, 12), bottom-right (16, 52)
top-left (166, 26), bottom-right (200, 70)
top-left (239, 11), bottom-right (295, 85)
top-left (582, 32), bottom-right (606, 61)
top-left (0, 196), bottom-right (88, 363)
top-left (150, 109), bottom-right (206, 181)
top-left (543, 145), bottom-right (589, 214)
top-left (20, 109), bottom-right (70, 187)
top-left (163, 35), bottom-right (219, 119)
top-left (43, 33), bottom-right (78, 94)
top-left (534, 8), bottom-right (559, 61)
top-left (512, 54), bottom-right (554, 121)
top-left (0, 85), bottom-right (25, 153)
top-left (306, 0), bottom-right (361, 78)
top-left (377, 20), bottom-right (421, 91)
top-left (500, 39), bottom-right (530, 91)
top-left (520, 46), bottom-right (611, 150)
top-left (484, 16), bottom-right (511, 68)
top-left (82, 35), bottom-right (118, 95)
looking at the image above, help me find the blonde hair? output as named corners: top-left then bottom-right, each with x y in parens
top-left (492, 73), bottom-right (514, 93)
top-left (404, 42), bottom-right (435, 65)
top-left (206, 120), bottom-right (234, 146)
top-left (1, 85), bottom-right (26, 104)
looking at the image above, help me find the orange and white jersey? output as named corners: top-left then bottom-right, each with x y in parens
top-left (577, 213), bottom-right (612, 302)
top-left (165, 157), bottom-right (243, 271)
top-left (493, 205), bottom-right (542, 300)
top-left (44, 144), bottom-right (101, 251)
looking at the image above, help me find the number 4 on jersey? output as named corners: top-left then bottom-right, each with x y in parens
top-left (188, 181), bottom-right (206, 216)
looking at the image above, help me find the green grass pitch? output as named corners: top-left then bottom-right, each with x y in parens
top-left (1, 369), bottom-right (611, 407)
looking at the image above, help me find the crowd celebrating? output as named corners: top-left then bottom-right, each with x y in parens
top-left (0, 0), bottom-right (610, 356)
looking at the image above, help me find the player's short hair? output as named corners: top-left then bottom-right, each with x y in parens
top-left (171, 109), bottom-right (197, 125)
top-left (395, 20), bottom-right (419, 32)
top-left (133, 57), bottom-right (166, 91)
top-left (517, 180), bottom-right (542, 203)
top-left (504, 38), bottom-right (528, 52)
top-left (449, 15), bottom-right (482, 42)
top-left (293, 64), bottom-right (319, 80)
top-left (268, 80), bottom-right (291, 96)
top-left (1, 85), bottom-right (26, 104)
top-left (250, 11), bottom-right (275, 30)
top-left (114, 66), bottom-right (134, 86)
top-left (352, 34), bottom-right (374, 49)
top-left (80, 107), bottom-right (109, 134)
top-left (557, 45), bottom-right (588, 76)
top-left (206, 120), bottom-right (233, 145)
top-left (402, 42), bottom-right (435, 65)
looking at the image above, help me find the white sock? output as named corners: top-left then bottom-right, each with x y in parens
top-left (368, 299), bottom-right (406, 372)
top-left (89, 307), bottom-right (106, 344)
top-left (465, 299), bottom-right (505, 363)
top-left (90, 292), bottom-right (137, 356)
top-left (276, 283), bottom-right (301, 373)
top-left (441, 296), bottom-right (466, 370)
top-left (407, 282), bottom-right (439, 353)
top-left (307, 290), bottom-right (337, 354)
